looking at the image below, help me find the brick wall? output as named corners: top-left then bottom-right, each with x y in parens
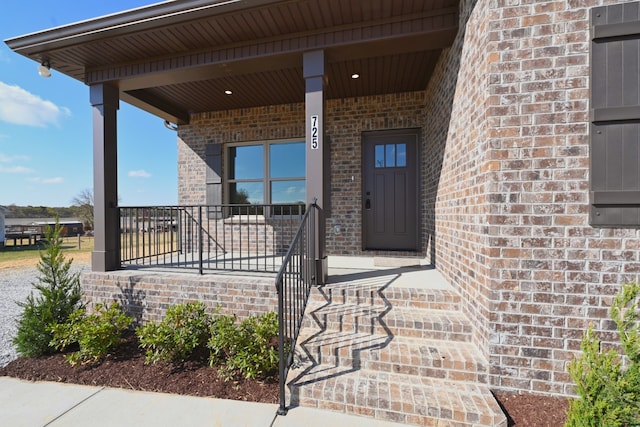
top-left (422, 0), bottom-right (495, 375)
top-left (424, 0), bottom-right (635, 396)
top-left (179, 94), bottom-right (427, 257)
top-left (178, 104), bottom-right (305, 205)
top-left (484, 0), bottom-right (637, 396)
top-left (82, 271), bottom-right (278, 325)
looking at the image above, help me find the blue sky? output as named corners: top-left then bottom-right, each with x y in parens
top-left (0, 1), bottom-right (178, 207)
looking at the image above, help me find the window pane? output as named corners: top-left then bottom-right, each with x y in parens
top-left (397, 144), bottom-right (407, 167)
top-left (375, 145), bottom-right (385, 168)
top-left (229, 145), bottom-right (263, 179)
top-left (270, 142), bottom-right (305, 178)
top-left (385, 144), bottom-right (396, 167)
top-left (230, 182), bottom-right (264, 204)
top-left (271, 180), bottom-right (306, 204)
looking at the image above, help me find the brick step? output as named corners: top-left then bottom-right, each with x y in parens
top-left (301, 304), bottom-right (473, 342)
top-left (308, 284), bottom-right (462, 311)
top-left (294, 331), bottom-right (488, 383)
top-left (286, 367), bottom-right (507, 427)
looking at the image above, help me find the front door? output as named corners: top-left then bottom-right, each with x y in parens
top-left (362, 130), bottom-right (419, 251)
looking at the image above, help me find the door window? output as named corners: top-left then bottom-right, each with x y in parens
top-left (375, 143), bottom-right (407, 168)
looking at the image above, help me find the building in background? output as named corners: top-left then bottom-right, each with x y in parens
top-left (0, 206), bottom-right (9, 248)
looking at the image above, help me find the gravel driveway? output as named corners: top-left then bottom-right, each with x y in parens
top-left (0, 263), bottom-right (90, 367)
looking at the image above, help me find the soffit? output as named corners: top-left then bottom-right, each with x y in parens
top-left (6, 0), bottom-right (459, 124)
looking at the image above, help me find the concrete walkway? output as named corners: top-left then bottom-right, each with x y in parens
top-left (0, 377), bottom-right (409, 427)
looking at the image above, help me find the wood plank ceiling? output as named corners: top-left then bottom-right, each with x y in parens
top-left (6, 0), bottom-right (459, 124)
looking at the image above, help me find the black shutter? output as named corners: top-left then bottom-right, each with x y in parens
top-left (590, 2), bottom-right (640, 226)
top-left (205, 143), bottom-right (222, 218)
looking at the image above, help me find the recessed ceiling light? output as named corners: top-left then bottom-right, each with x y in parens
top-left (224, 90), bottom-right (233, 95)
top-left (351, 73), bottom-right (360, 79)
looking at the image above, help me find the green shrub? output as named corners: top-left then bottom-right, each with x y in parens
top-left (137, 301), bottom-right (211, 364)
top-left (565, 282), bottom-right (640, 427)
top-left (13, 219), bottom-right (83, 356)
top-left (50, 302), bottom-right (133, 366)
top-left (208, 311), bottom-right (279, 380)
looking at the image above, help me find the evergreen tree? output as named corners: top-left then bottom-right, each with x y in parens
top-left (566, 282), bottom-right (640, 426)
top-left (13, 218), bottom-right (83, 356)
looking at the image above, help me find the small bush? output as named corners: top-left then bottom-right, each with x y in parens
top-left (137, 301), bottom-right (211, 364)
top-left (565, 282), bottom-right (640, 427)
top-left (208, 311), bottom-right (279, 380)
top-left (13, 219), bottom-right (83, 357)
top-left (50, 302), bottom-right (133, 366)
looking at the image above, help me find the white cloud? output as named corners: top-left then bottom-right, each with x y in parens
top-left (284, 186), bottom-right (305, 195)
top-left (0, 165), bottom-right (33, 174)
top-left (0, 81), bottom-right (71, 127)
top-left (128, 169), bottom-right (151, 178)
top-left (28, 176), bottom-right (64, 184)
top-left (0, 152), bottom-right (29, 163)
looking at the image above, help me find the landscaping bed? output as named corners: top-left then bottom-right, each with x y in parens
top-left (1, 332), bottom-right (569, 426)
top-left (0, 331), bottom-right (278, 403)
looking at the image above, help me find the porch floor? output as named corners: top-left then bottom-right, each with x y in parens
top-left (286, 256), bottom-right (507, 426)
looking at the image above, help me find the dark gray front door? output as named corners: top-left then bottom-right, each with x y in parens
top-left (363, 130), bottom-right (419, 251)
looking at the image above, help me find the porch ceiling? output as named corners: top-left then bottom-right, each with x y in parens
top-left (5, 0), bottom-right (458, 124)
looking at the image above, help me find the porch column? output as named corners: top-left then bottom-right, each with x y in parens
top-left (304, 50), bottom-right (328, 284)
top-left (90, 84), bottom-right (120, 272)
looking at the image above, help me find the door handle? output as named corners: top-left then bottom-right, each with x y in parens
top-left (365, 199), bottom-right (371, 209)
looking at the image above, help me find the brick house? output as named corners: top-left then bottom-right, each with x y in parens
top-left (6, 0), bottom-right (640, 424)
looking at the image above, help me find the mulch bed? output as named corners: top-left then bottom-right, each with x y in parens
top-left (494, 392), bottom-right (569, 427)
top-left (0, 332), bottom-right (278, 403)
top-left (1, 332), bottom-right (569, 425)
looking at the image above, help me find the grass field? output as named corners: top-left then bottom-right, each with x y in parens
top-left (0, 236), bottom-right (94, 270)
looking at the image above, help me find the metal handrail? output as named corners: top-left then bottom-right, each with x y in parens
top-left (275, 201), bottom-right (317, 415)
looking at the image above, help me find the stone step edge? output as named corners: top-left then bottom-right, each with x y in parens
top-left (301, 304), bottom-right (473, 341)
top-left (292, 332), bottom-right (489, 381)
top-left (286, 367), bottom-right (507, 427)
top-left (304, 301), bottom-right (470, 319)
top-left (295, 331), bottom-right (489, 364)
top-left (308, 287), bottom-right (462, 311)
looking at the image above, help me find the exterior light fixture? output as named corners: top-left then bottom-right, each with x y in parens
top-left (224, 90), bottom-right (233, 95)
top-left (351, 73), bottom-right (360, 79)
top-left (164, 120), bottom-right (178, 131)
top-left (38, 60), bottom-right (51, 78)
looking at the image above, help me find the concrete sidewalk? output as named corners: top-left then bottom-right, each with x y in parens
top-left (0, 377), bottom-right (408, 427)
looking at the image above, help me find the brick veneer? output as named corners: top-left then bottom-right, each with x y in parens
top-left (170, 0), bottom-right (639, 398)
top-left (179, 94), bottom-right (427, 257)
top-left (422, 0), bottom-right (495, 388)
top-left (82, 270), bottom-right (278, 325)
top-left (425, 0), bottom-right (636, 396)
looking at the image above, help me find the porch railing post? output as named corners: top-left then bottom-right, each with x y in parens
top-left (116, 207), bottom-right (121, 268)
top-left (198, 206), bottom-right (203, 275)
top-left (310, 200), bottom-right (317, 285)
top-left (276, 274), bottom-right (287, 415)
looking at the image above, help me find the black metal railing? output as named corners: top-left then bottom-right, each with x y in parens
top-left (119, 204), bottom-right (305, 274)
top-left (276, 202), bottom-right (318, 415)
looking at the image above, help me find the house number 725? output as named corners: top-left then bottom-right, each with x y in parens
top-left (310, 115), bottom-right (319, 150)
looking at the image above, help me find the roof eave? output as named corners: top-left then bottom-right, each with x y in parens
top-left (4, 0), bottom-right (286, 57)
